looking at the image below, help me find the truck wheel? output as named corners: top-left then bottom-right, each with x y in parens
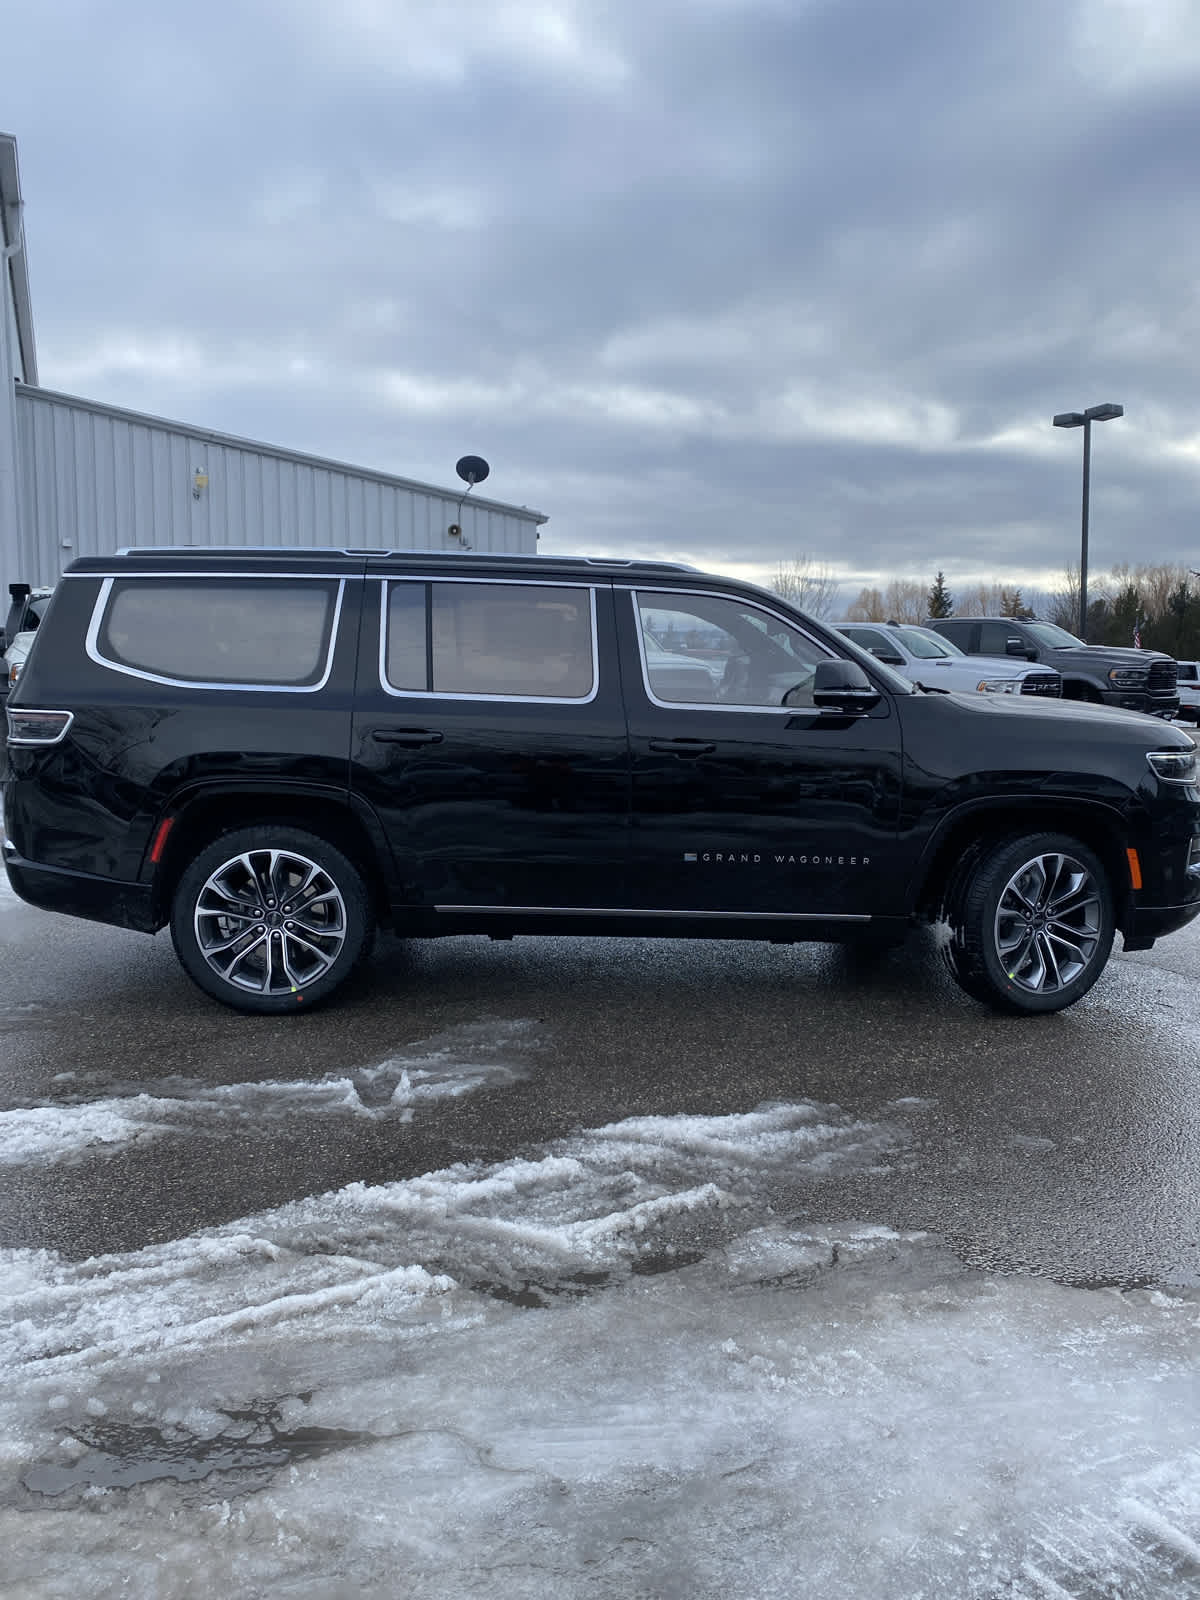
top-left (944, 832), bottom-right (1114, 1014)
top-left (171, 826), bottom-right (373, 1014)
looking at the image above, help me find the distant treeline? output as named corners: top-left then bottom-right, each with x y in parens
top-left (771, 558), bottom-right (1200, 656)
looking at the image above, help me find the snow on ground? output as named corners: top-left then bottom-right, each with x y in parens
top-left (3, 1101), bottom-right (1200, 1599)
top-left (0, 1022), bottom-right (532, 1164)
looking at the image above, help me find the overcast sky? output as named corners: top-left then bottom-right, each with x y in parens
top-left (5, 0), bottom-right (1200, 599)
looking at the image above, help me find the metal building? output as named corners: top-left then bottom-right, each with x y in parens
top-left (0, 132), bottom-right (545, 595)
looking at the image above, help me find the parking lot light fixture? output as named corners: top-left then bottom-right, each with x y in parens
top-left (1053, 403), bottom-right (1124, 640)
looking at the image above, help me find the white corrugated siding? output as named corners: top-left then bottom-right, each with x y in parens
top-left (11, 385), bottom-right (544, 585)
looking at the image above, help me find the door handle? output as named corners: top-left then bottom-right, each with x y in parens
top-left (648, 738), bottom-right (717, 757)
top-left (370, 727), bottom-right (445, 746)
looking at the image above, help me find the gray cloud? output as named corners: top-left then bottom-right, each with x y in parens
top-left (7, 0), bottom-right (1200, 595)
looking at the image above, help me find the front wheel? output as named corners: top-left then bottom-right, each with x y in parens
top-left (171, 826), bottom-right (373, 1014)
top-left (944, 832), bottom-right (1114, 1014)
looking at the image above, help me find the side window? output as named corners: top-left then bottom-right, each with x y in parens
top-left (94, 578), bottom-right (341, 687)
top-left (979, 621), bottom-right (1022, 656)
top-left (385, 582), bottom-right (427, 690)
top-left (1179, 664), bottom-right (1198, 683)
top-left (384, 581), bottom-right (595, 700)
top-left (841, 627), bottom-right (892, 655)
top-left (933, 620), bottom-right (971, 649)
top-left (635, 591), bottom-right (829, 708)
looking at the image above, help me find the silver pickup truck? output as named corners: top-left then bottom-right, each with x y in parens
top-left (836, 621), bottom-right (1062, 698)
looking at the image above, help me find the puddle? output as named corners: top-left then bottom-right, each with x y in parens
top-left (20, 1398), bottom-right (370, 1500)
top-left (474, 1252), bottom-right (709, 1308)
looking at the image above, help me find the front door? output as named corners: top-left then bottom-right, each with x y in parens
top-left (351, 570), bottom-right (631, 914)
top-left (618, 587), bottom-right (904, 920)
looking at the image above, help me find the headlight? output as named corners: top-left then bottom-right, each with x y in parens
top-left (1147, 749), bottom-right (1198, 784)
top-left (1110, 668), bottom-right (1149, 687)
top-left (976, 678), bottom-right (1021, 694)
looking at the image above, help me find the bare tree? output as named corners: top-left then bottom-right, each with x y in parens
top-left (843, 586), bottom-right (886, 622)
top-left (1048, 564), bottom-right (1116, 633)
top-left (1132, 562), bottom-right (1190, 621)
top-left (1046, 566), bottom-right (1081, 631)
top-left (768, 555), bottom-right (839, 621)
top-left (882, 579), bottom-right (927, 624)
top-left (955, 581), bottom-right (1008, 616)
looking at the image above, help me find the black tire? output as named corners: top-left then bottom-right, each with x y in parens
top-left (1064, 682), bottom-right (1103, 704)
top-left (170, 826), bottom-right (374, 1014)
top-left (943, 832), bottom-right (1114, 1015)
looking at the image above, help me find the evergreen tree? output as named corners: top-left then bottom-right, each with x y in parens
top-left (1000, 587), bottom-right (1034, 619)
top-left (927, 571), bottom-right (953, 618)
top-left (1105, 583), bottom-right (1142, 648)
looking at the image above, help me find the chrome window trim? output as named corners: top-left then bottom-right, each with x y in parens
top-left (378, 577), bottom-right (600, 705)
top-left (67, 569), bottom-right (351, 581)
top-left (376, 573), bottom-right (595, 588)
top-left (433, 904), bottom-right (870, 922)
top-left (85, 576), bottom-right (346, 693)
top-left (623, 584), bottom-right (835, 715)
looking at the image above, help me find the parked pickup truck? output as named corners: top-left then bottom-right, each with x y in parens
top-left (1174, 660), bottom-right (1200, 723)
top-left (927, 616), bottom-right (1179, 719)
top-left (836, 622), bottom-right (1062, 698)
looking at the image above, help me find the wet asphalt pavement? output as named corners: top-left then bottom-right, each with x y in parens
top-left (2, 881), bottom-right (1199, 1289)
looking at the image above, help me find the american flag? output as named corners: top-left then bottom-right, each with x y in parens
top-left (1133, 625), bottom-right (1142, 649)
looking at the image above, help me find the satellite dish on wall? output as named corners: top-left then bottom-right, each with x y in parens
top-left (448, 456), bottom-right (491, 548)
top-left (455, 455), bottom-right (490, 487)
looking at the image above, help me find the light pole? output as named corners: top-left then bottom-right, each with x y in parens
top-left (1052, 402), bottom-right (1123, 641)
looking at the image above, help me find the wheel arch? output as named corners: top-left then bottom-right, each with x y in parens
top-left (913, 799), bottom-right (1136, 933)
top-left (1061, 677), bottom-right (1103, 703)
top-left (146, 786), bottom-right (391, 930)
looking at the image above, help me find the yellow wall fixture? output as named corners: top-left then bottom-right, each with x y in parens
top-left (193, 467), bottom-right (209, 498)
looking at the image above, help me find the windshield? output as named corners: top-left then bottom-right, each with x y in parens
top-left (892, 626), bottom-right (963, 660)
top-left (1022, 621), bottom-right (1084, 648)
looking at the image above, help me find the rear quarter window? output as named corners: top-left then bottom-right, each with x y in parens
top-left (90, 577), bottom-right (343, 689)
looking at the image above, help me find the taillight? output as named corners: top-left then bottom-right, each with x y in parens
top-left (6, 709), bottom-right (74, 746)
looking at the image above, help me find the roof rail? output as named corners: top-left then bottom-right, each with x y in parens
top-left (109, 545), bottom-right (702, 572)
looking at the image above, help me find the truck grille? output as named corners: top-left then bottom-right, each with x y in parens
top-left (1149, 660), bottom-right (1178, 694)
top-left (1020, 673), bottom-right (1062, 698)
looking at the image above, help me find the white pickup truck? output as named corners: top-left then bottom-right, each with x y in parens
top-left (1173, 660), bottom-right (1200, 722)
top-left (836, 622), bottom-right (1063, 699)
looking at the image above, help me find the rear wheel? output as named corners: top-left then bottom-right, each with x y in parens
top-left (944, 832), bottom-right (1114, 1014)
top-left (171, 826), bottom-right (373, 1014)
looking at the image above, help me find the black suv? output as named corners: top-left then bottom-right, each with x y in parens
top-left (927, 616), bottom-right (1179, 719)
top-left (6, 549), bottom-right (1200, 1017)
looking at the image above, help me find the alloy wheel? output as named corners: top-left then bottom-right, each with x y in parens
top-left (993, 851), bottom-right (1103, 995)
top-left (193, 847), bottom-right (348, 995)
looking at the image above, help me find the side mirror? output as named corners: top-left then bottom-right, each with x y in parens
top-left (868, 648), bottom-right (905, 666)
top-left (812, 658), bottom-right (881, 714)
top-left (1005, 638), bottom-right (1030, 657)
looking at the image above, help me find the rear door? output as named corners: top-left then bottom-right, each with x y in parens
top-left (350, 566), bottom-right (631, 913)
top-left (930, 619), bottom-right (979, 653)
top-left (618, 585), bottom-right (905, 919)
